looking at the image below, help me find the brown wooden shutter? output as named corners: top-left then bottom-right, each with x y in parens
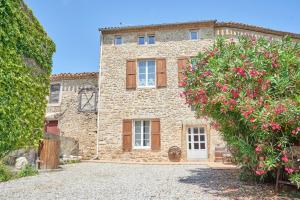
top-left (156, 59), bottom-right (167, 87)
top-left (177, 58), bottom-right (188, 86)
top-left (126, 60), bottom-right (136, 89)
top-left (151, 119), bottom-right (160, 150)
top-left (123, 119), bottom-right (132, 152)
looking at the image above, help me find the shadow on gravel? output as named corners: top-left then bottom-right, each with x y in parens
top-left (178, 168), bottom-right (276, 199)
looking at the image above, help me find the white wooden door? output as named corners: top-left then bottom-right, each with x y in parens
top-left (187, 127), bottom-right (207, 160)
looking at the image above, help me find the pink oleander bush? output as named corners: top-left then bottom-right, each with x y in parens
top-left (181, 36), bottom-right (300, 185)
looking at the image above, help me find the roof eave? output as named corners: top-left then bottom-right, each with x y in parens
top-left (99, 20), bottom-right (217, 34)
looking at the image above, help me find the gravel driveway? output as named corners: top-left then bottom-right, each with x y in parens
top-left (0, 162), bottom-right (285, 200)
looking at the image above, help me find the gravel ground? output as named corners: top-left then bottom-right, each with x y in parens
top-left (0, 162), bottom-right (294, 200)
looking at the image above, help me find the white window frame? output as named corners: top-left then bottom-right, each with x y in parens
top-left (49, 82), bottom-right (62, 106)
top-left (114, 35), bottom-right (122, 45)
top-left (137, 60), bottom-right (156, 88)
top-left (189, 30), bottom-right (199, 40)
top-left (133, 120), bottom-right (151, 149)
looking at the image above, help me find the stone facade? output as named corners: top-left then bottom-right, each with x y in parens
top-left (99, 24), bottom-right (220, 162)
top-left (98, 21), bottom-right (300, 162)
top-left (46, 73), bottom-right (98, 159)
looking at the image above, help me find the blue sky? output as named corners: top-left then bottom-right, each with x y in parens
top-left (24, 0), bottom-right (300, 74)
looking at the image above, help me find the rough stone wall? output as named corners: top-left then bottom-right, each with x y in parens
top-left (99, 26), bottom-right (227, 162)
top-left (46, 78), bottom-right (98, 159)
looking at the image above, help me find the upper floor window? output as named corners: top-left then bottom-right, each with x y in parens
top-left (114, 35), bottom-right (122, 45)
top-left (138, 60), bottom-right (156, 87)
top-left (190, 30), bottom-right (199, 40)
top-left (138, 35), bottom-right (155, 45)
top-left (138, 36), bottom-right (145, 45)
top-left (147, 35), bottom-right (155, 44)
top-left (49, 83), bottom-right (61, 104)
top-left (134, 120), bottom-right (150, 148)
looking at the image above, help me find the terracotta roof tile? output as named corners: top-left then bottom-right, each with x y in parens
top-left (99, 20), bottom-right (300, 39)
top-left (215, 21), bottom-right (300, 39)
top-left (51, 72), bottom-right (98, 81)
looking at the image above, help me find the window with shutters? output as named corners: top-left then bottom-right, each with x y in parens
top-left (138, 60), bottom-right (156, 87)
top-left (133, 120), bottom-right (151, 149)
top-left (49, 83), bottom-right (61, 104)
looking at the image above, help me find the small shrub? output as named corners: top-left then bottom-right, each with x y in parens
top-left (0, 162), bottom-right (13, 182)
top-left (18, 164), bottom-right (38, 178)
top-left (289, 173), bottom-right (300, 189)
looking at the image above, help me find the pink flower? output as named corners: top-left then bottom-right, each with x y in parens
top-left (255, 169), bottom-right (266, 175)
top-left (236, 67), bottom-right (246, 77)
top-left (231, 89), bottom-right (239, 98)
top-left (249, 69), bottom-right (260, 77)
top-left (200, 71), bottom-right (212, 78)
top-left (250, 117), bottom-right (255, 123)
top-left (272, 61), bottom-right (279, 68)
top-left (242, 107), bottom-right (254, 119)
top-left (229, 99), bottom-right (236, 105)
top-left (255, 146), bottom-right (262, 153)
top-left (274, 104), bottom-right (286, 115)
top-left (281, 156), bottom-right (289, 163)
top-left (198, 89), bottom-right (205, 95)
top-left (291, 127), bottom-right (300, 135)
top-left (285, 167), bottom-right (294, 174)
top-left (209, 51), bottom-right (215, 57)
top-left (221, 85), bottom-right (228, 92)
top-left (262, 124), bottom-right (269, 130)
top-left (179, 81), bottom-right (187, 87)
top-left (179, 91), bottom-right (186, 98)
top-left (270, 122), bottom-right (281, 130)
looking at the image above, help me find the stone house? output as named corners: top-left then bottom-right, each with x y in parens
top-left (46, 20), bottom-right (299, 162)
top-left (97, 20), bottom-right (300, 162)
top-left (46, 72), bottom-right (98, 159)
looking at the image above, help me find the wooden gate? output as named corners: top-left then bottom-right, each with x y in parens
top-left (39, 139), bottom-right (60, 169)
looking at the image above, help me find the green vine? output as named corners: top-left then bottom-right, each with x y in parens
top-left (0, 0), bottom-right (55, 158)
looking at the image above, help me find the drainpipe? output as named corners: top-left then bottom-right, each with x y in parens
top-left (94, 30), bottom-right (103, 160)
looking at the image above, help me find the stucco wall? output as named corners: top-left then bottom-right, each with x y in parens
top-left (99, 26), bottom-right (226, 162)
top-left (46, 78), bottom-right (98, 159)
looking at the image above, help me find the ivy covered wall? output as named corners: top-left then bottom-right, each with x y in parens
top-left (0, 0), bottom-right (55, 157)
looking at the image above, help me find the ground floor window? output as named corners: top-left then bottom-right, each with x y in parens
top-left (134, 120), bottom-right (150, 148)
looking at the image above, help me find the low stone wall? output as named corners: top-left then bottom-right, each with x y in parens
top-left (3, 148), bottom-right (37, 166)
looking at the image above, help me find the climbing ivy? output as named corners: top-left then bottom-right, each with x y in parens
top-left (0, 0), bottom-right (55, 158)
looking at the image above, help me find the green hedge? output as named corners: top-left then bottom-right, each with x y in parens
top-left (0, 0), bottom-right (55, 158)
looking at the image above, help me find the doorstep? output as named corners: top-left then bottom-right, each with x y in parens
top-left (83, 160), bottom-right (238, 169)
